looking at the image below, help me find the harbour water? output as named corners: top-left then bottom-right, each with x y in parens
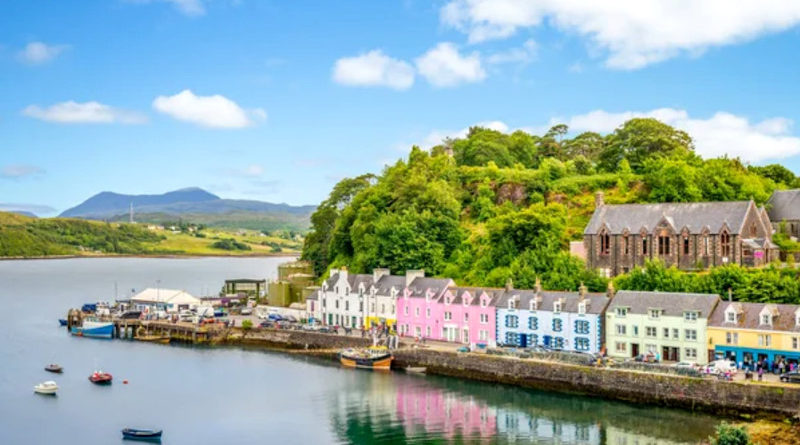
top-left (0, 257), bottom-right (721, 444)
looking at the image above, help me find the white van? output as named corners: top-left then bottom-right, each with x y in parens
top-left (706, 360), bottom-right (737, 375)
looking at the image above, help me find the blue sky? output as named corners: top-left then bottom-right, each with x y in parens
top-left (2, 0), bottom-right (800, 215)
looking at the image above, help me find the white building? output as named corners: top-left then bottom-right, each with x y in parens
top-left (319, 268), bottom-right (374, 328)
top-left (131, 288), bottom-right (201, 313)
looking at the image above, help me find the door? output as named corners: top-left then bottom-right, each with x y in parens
top-left (519, 334), bottom-right (528, 348)
top-left (543, 335), bottom-right (552, 348)
top-left (462, 328), bottom-right (469, 344)
top-left (631, 343), bottom-right (639, 357)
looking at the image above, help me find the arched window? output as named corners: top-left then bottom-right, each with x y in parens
top-left (682, 234), bottom-right (690, 255)
top-left (622, 234), bottom-right (630, 255)
top-left (658, 231), bottom-right (670, 255)
top-left (599, 231), bottom-right (610, 256)
top-left (721, 230), bottom-right (731, 257)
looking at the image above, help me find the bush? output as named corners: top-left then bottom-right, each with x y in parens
top-left (210, 238), bottom-right (251, 251)
top-left (710, 422), bottom-right (750, 445)
top-left (241, 319), bottom-right (253, 331)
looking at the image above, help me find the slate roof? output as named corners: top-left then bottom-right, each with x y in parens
top-left (306, 289), bottom-right (319, 301)
top-left (406, 277), bottom-right (453, 299)
top-left (584, 201), bottom-right (754, 235)
top-left (767, 190), bottom-right (800, 222)
top-left (445, 287), bottom-right (504, 306)
top-left (495, 290), bottom-right (609, 314)
top-left (608, 290), bottom-right (720, 317)
top-left (709, 301), bottom-right (800, 332)
top-left (324, 272), bottom-right (374, 290)
top-left (372, 275), bottom-right (407, 296)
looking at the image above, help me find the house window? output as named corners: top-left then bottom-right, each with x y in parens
top-left (703, 236), bottom-right (710, 256)
top-left (685, 348), bottom-right (697, 359)
top-left (683, 235), bottom-right (690, 255)
top-left (479, 330), bottom-right (488, 341)
top-left (615, 324), bottom-right (626, 335)
top-left (649, 309), bottom-right (660, 319)
top-left (444, 311), bottom-right (452, 321)
top-left (658, 234), bottom-right (671, 255)
top-left (415, 326), bottom-right (421, 337)
top-left (425, 326), bottom-right (431, 337)
top-left (508, 299), bottom-right (516, 310)
top-left (673, 328), bottom-right (679, 339)
top-left (578, 302), bottom-right (586, 315)
top-left (529, 300), bottom-right (538, 311)
top-left (616, 308), bottom-right (627, 317)
top-left (505, 315), bottom-right (518, 328)
top-left (505, 332), bottom-right (519, 345)
top-left (335, 300), bottom-right (339, 309)
top-left (359, 301), bottom-right (363, 312)
top-left (480, 313), bottom-right (488, 324)
top-left (322, 298), bottom-right (327, 308)
top-left (554, 301), bottom-right (562, 313)
top-left (646, 327), bottom-right (657, 337)
top-left (725, 311), bottom-right (735, 323)
top-left (575, 320), bottom-right (590, 334)
top-left (403, 306), bottom-right (408, 316)
top-left (615, 342), bottom-right (627, 353)
top-left (642, 238), bottom-right (648, 255)
top-left (575, 338), bottom-right (590, 351)
top-left (684, 312), bottom-right (698, 321)
top-left (415, 307), bottom-right (420, 317)
top-left (726, 332), bottom-right (738, 345)
top-left (345, 301), bottom-right (349, 311)
top-left (761, 314), bottom-right (771, 325)
top-left (600, 231), bottom-right (610, 255)
top-left (721, 231), bottom-right (731, 257)
top-left (426, 308), bottom-right (430, 318)
top-left (529, 334), bottom-right (538, 345)
top-left (684, 329), bottom-right (697, 341)
top-left (663, 327), bottom-right (669, 338)
top-left (553, 337), bottom-right (565, 349)
top-left (633, 326), bottom-right (639, 336)
top-left (623, 235), bottom-right (630, 255)
top-left (529, 317), bottom-right (539, 330)
top-left (552, 319), bottom-right (563, 332)
top-left (464, 313), bottom-right (469, 322)
top-left (793, 337), bottom-right (799, 350)
top-left (758, 334), bottom-right (772, 347)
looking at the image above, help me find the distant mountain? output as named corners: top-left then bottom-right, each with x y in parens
top-left (60, 188), bottom-right (315, 232)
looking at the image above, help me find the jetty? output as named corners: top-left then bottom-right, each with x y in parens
top-left (65, 309), bottom-right (218, 343)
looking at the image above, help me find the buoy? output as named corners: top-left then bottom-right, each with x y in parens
top-left (123, 380), bottom-right (128, 384)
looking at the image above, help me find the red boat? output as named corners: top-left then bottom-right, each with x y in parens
top-left (88, 370), bottom-right (112, 384)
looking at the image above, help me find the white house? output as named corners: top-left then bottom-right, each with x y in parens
top-left (319, 268), bottom-right (374, 328)
top-left (131, 288), bottom-right (201, 313)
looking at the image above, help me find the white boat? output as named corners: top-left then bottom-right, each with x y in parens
top-left (34, 381), bottom-right (58, 395)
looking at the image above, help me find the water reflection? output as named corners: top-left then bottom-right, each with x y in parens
top-left (329, 371), bottom-right (717, 444)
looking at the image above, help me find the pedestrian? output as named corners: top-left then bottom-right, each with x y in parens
top-left (758, 367), bottom-right (764, 381)
top-left (780, 360), bottom-right (786, 375)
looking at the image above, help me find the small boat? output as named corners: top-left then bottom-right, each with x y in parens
top-left (45, 364), bottom-right (63, 373)
top-left (339, 346), bottom-right (393, 370)
top-left (89, 370), bottom-right (112, 384)
top-left (404, 367), bottom-right (427, 374)
top-left (71, 319), bottom-right (114, 339)
top-left (122, 428), bottom-right (163, 441)
top-left (58, 319), bottom-right (68, 326)
top-left (34, 381), bottom-right (58, 395)
top-left (137, 335), bottom-right (170, 344)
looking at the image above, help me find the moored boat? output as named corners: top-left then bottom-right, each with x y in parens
top-left (45, 364), bottom-right (63, 373)
top-left (89, 370), bottom-right (112, 384)
top-left (122, 428), bottom-right (163, 442)
top-left (137, 335), bottom-right (170, 344)
top-left (71, 319), bottom-right (114, 339)
top-left (58, 319), bottom-right (68, 326)
top-left (339, 346), bottom-right (393, 370)
top-left (34, 381), bottom-right (58, 395)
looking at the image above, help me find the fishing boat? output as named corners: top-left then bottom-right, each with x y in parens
top-left (45, 364), bottom-right (63, 373)
top-left (71, 319), bottom-right (114, 339)
top-left (88, 370), bottom-right (112, 384)
top-left (122, 428), bottom-right (163, 442)
top-left (58, 319), bottom-right (68, 326)
top-left (34, 381), bottom-right (58, 395)
top-left (339, 346), bottom-right (393, 370)
top-left (137, 334), bottom-right (170, 344)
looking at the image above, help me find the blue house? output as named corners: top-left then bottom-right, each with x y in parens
top-left (496, 280), bottom-right (611, 354)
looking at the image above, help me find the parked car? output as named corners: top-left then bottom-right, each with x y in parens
top-left (780, 371), bottom-right (800, 383)
top-left (240, 307), bottom-right (253, 315)
top-left (631, 353), bottom-right (658, 363)
top-left (268, 313), bottom-right (283, 321)
top-left (259, 320), bottom-right (274, 328)
top-left (673, 361), bottom-right (698, 370)
top-left (283, 315), bottom-right (297, 323)
top-left (705, 360), bottom-right (737, 375)
top-left (317, 326), bottom-right (334, 334)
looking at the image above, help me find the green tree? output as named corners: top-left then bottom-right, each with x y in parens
top-left (709, 422), bottom-right (750, 445)
top-left (643, 157), bottom-right (702, 202)
top-left (602, 118), bottom-right (694, 172)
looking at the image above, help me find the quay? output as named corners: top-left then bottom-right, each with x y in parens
top-left (65, 309), bottom-right (218, 343)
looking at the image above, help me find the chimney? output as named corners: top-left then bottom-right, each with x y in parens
top-left (405, 269), bottom-right (425, 287)
top-left (534, 277), bottom-right (542, 295)
top-left (339, 266), bottom-right (348, 284)
top-left (595, 191), bottom-right (605, 208)
top-left (578, 282), bottom-right (587, 300)
top-left (505, 277), bottom-right (513, 292)
top-left (606, 280), bottom-right (615, 299)
top-left (373, 268), bottom-right (390, 283)
top-left (728, 288), bottom-right (733, 302)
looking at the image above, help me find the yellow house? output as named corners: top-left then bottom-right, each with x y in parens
top-left (708, 301), bottom-right (800, 369)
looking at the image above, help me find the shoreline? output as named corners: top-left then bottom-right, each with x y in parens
top-left (0, 252), bottom-right (300, 261)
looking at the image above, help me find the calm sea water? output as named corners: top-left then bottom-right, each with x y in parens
top-left (0, 257), bottom-right (720, 444)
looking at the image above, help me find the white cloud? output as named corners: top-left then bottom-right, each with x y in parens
top-left (17, 42), bottom-right (68, 64)
top-left (440, 1), bottom-right (800, 69)
top-left (560, 108), bottom-right (800, 162)
top-left (152, 90), bottom-right (266, 128)
top-left (22, 101), bottom-right (147, 124)
top-left (415, 42), bottom-right (486, 87)
top-left (422, 120), bottom-right (509, 147)
top-left (332, 50), bottom-right (415, 90)
top-left (1, 164), bottom-right (45, 179)
top-left (486, 39), bottom-right (537, 64)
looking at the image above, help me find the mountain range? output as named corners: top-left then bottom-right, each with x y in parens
top-left (60, 187), bottom-right (315, 232)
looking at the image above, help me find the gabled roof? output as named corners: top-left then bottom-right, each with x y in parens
top-left (445, 287), bottom-right (503, 306)
top-left (406, 277), bottom-right (453, 299)
top-left (584, 201), bottom-right (754, 235)
top-left (608, 290), bottom-right (719, 317)
top-left (306, 289), bottom-right (319, 301)
top-left (495, 290), bottom-right (609, 314)
top-left (709, 301), bottom-right (800, 332)
top-left (767, 190), bottom-right (800, 221)
top-left (373, 275), bottom-right (406, 296)
top-left (131, 288), bottom-right (200, 305)
top-left (324, 272), bottom-right (374, 291)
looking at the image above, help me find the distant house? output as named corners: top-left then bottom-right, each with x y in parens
top-left (366, 269), bottom-right (410, 329)
top-left (395, 276), bottom-right (456, 342)
top-left (131, 288), bottom-right (201, 313)
top-left (767, 189), bottom-right (800, 238)
top-left (708, 301), bottom-right (800, 368)
top-left (496, 279), bottom-right (611, 354)
top-left (318, 268), bottom-right (373, 328)
top-left (584, 192), bottom-right (778, 276)
top-left (605, 290), bottom-right (719, 364)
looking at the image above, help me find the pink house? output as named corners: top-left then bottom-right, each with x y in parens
top-left (397, 279), bottom-right (499, 348)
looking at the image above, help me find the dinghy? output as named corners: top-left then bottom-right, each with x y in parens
top-left (34, 381), bottom-right (58, 395)
top-left (122, 428), bottom-right (163, 442)
top-left (45, 364), bottom-right (63, 373)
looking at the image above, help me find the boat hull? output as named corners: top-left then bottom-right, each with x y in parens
top-left (71, 321), bottom-right (114, 339)
top-left (34, 387), bottom-right (58, 395)
top-left (122, 429), bottom-right (163, 442)
top-left (339, 353), bottom-right (393, 370)
top-left (58, 319), bottom-right (68, 326)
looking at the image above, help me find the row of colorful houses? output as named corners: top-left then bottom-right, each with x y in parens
top-left (306, 268), bottom-right (800, 366)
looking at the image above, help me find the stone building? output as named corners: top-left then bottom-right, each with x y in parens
top-left (767, 189), bottom-right (800, 238)
top-left (583, 193), bottom-right (778, 277)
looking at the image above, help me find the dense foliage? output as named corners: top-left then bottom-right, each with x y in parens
top-left (302, 118), bottom-right (799, 293)
top-left (710, 423), bottom-right (751, 445)
top-left (210, 238), bottom-right (252, 251)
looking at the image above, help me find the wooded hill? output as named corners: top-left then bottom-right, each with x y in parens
top-left (301, 118), bottom-right (800, 302)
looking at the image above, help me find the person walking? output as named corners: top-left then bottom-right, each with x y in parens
top-left (758, 367), bottom-right (764, 381)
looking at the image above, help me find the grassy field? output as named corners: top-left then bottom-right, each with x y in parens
top-left (154, 227), bottom-right (301, 256)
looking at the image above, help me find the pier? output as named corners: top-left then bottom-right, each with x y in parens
top-left (65, 309), bottom-right (217, 343)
